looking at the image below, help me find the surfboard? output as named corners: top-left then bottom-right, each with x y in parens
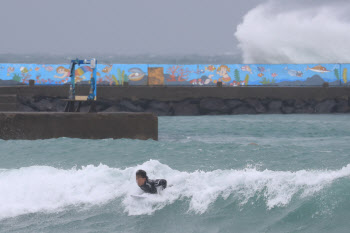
top-left (130, 194), bottom-right (147, 199)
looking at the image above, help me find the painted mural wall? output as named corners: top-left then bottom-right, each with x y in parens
top-left (0, 63), bottom-right (348, 86)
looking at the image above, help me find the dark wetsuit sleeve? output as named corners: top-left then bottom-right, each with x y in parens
top-left (155, 179), bottom-right (167, 189)
top-left (140, 180), bottom-right (157, 194)
top-left (140, 179), bottom-right (167, 194)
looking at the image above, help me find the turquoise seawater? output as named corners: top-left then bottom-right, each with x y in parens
top-left (0, 115), bottom-right (350, 233)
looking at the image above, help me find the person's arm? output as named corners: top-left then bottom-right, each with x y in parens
top-left (140, 181), bottom-right (154, 194)
top-left (142, 179), bottom-right (167, 194)
top-left (141, 180), bottom-right (158, 194)
top-left (148, 180), bottom-right (158, 194)
top-left (155, 179), bottom-right (167, 190)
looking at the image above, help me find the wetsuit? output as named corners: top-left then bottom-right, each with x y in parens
top-left (140, 179), bottom-right (167, 194)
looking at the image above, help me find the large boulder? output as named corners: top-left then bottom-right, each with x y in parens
top-left (225, 99), bottom-right (243, 109)
top-left (334, 99), bottom-right (350, 113)
top-left (118, 99), bottom-right (144, 112)
top-left (315, 100), bottom-right (336, 113)
top-left (146, 100), bottom-right (171, 116)
top-left (33, 98), bottom-right (55, 111)
top-left (173, 100), bottom-right (200, 116)
top-left (199, 98), bottom-right (229, 113)
top-left (267, 100), bottom-right (282, 113)
top-left (294, 99), bottom-right (305, 109)
top-left (245, 98), bottom-right (266, 113)
top-left (51, 98), bottom-right (66, 112)
top-left (281, 106), bottom-right (295, 114)
top-left (281, 99), bottom-right (295, 114)
top-left (283, 99), bottom-right (295, 106)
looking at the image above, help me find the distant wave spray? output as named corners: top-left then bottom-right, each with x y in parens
top-left (235, 0), bottom-right (350, 63)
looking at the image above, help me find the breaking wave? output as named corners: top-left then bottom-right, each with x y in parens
top-left (0, 160), bottom-right (349, 219)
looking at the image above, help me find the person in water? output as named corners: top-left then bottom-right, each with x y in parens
top-left (136, 169), bottom-right (167, 194)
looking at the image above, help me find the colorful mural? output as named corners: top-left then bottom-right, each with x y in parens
top-left (0, 63), bottom-right (348, 86)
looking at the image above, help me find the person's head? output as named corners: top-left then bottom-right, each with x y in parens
top-left (56, 66), bottom-right (69, 74)
top-left (136, 169), bottom-right (148, 186)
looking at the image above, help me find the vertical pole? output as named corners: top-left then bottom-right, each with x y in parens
top-left (93, 60), bottom-right (97, 99)
top-left (69, 61), bottom-right (76, 100)
top-left (72, 67), bottom-right (76, 99)
top-left (88, 59), bottom-right (97, 100)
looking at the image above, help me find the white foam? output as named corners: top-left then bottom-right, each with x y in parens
top-left (235, 0), bottom-right (350, 63)
top-left (0, 160), bottom-right (349, 219)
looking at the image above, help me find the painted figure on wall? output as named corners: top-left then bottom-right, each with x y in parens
top-left (102, 65), bottom-right (113, 74)
top-left (189, 76), bottom-right (212, 85)
top-left (101, 65), bottom-right (117, 85)
top-left (7, 67), bottom-right (14, 76)
top-left (307, 65), bottom-right (330, 73)
top-left (54, 66), bottom-right (93, 83)
top-left (74, 66), bottom-right (92, 82)
top-left (54, 66), bottom-right (70, 79)
top-left (205, 65), bottom-right (216, 72)
top-left (241, 65), bottom-right (252, 74)
top-left (54, 66), bottom-right (70, 84)
top-left (343, 68), bottom-right (347, 84)
top-left (128, 68), bottom-right (145, 81)
top-left (20, 66), bottom-right (32, 84)
top-left (284, 67), bottom-right (303, 77)
top-left (216, 65), bottom-right (231, 83)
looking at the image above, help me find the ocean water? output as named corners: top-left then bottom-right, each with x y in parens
top-left (0, 114), bottom-right (350, 233)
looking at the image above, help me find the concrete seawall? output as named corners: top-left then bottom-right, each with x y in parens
top-left (0, 112), bottom-right (158, 140)
top-left (1, 86), bottom-right (350, 115)
top-left (1, 85), bottom-right (350, 101)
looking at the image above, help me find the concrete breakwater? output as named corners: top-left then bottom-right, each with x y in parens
top-left (0, 112), bottom-right (158, 140)
top-left (17, 96), bottom-right (350, 115)
top-left (3, 86), bottom-right (348, 115)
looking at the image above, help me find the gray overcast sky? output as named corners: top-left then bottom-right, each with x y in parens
top-left (0, 0), bottom-right (262, 56)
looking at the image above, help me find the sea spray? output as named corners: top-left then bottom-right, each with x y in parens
top-left (235, 0), bottom-right (350, 63)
